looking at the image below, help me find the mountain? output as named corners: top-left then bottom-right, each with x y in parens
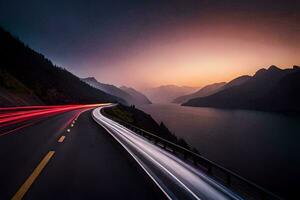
top-left (120, 86), bottom-right (152, 105)
top-left (183, 66), bottom-right (300, 112)
top-left (0, 27), bottom-right (123, 106)
top-left (173, 82), bottom-right (226, 104)
top-left (0, 70), bottom-right (43, 106)
top-left (82, 77), bottom-right (131, 104)
top-left (144, 85), bottom-right (198, 103)
top-left (221, 75), bottom-right (251, 90)
top-left (173, 75), bottom-right (251, 104)
top-left (82, 77), bottom-right (151, 105)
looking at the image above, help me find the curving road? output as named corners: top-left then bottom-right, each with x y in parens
top-left (93, 105), bottom-right (243, 200)
top-left (0, 104), bottom-right (166, 199)
top-left (0, 103), bottom-right (243, 200)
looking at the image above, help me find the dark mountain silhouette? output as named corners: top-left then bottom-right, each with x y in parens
top-left (183, 66), bottom-right (300, 112)
top-left (222, 75), bottom-right (251, 89)
top-left (82, 77), bottom-right (130, 104)
top-left (82, 77), bottom-right (151, 105)
top-left (173, 82), bottom-right (226, 104)
top-left (0, 27), bottom-right (123, 106)
top-left (144, 85), bottom-right (198, 103)
top-left (0, 70), bottom-right (43, 106)
top-left (174, 75), bottom-right (251, 104)
top-left (120, 86), bottom-right (152, 105)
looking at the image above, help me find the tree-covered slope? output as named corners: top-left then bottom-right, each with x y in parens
top-left (0, 27), bottom-right (123, 106)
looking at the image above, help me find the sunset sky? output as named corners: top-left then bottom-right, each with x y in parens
top-left (1, 0), bottom-right (299, 89)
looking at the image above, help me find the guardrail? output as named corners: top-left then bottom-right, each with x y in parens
top-left (101, 107), bottom-right (282, 200)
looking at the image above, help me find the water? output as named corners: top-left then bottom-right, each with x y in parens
top-left (138, 103), bottom-right (300, 199)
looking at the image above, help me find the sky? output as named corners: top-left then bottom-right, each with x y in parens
top-left (0, 0), bottom-right (299, 89)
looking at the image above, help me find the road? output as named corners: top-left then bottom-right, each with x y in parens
top-left (0, 105), bottom-right (166, 199)
top-left (93, 105), bottom-right (243, 200)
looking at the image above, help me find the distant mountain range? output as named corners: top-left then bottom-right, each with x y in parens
top-left (144, 85), bottom-right (198, 103)
top-left (174, 75), bottom-right (251, 104)
top-left (120, 86), bottom-right (152, 105)
top-left (2, 26), bottom-right (299, 112)
top-left (183, 65), bottom-right (300, 112)
top-left (82, 77), bottom-right (151, 105)
top-left (0, 27), bottom-right (123, 106)
top-left (173, 82), bottom-right (226, 104)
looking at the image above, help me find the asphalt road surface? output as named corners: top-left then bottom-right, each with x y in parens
top-left (0, 106), bottom-right (166, 200)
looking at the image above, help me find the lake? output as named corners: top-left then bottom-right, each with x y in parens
top-left (138, 103), bottom-right (300, 199)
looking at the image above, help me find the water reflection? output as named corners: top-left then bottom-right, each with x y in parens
top-left (139, 103), bottom-right (300, 199)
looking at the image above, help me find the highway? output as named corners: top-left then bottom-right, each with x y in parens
top-left (93, 105), bottom-right (243, 200)
top-left (0, 104), bottom-right (243, 200)
top-left (0, 105), bottom-right (166, 199)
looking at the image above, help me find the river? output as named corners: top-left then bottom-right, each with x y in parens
top-left (138, 103), bottom-right (300, 199)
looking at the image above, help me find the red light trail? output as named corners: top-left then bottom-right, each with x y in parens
top-left (0, 104), bottom-right (109, 136)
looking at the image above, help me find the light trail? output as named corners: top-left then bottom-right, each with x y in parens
top-left (92, 105), bottom-right (243, 200)
top-left (0, 105), bottom-right (82, 112)
top-left (0, 103), bottom-right (110, 136)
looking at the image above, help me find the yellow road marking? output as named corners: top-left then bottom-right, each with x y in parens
top-left (58, 135), bottom-right (65, 143)
top-left (12, 151), bottom-right (55, 200)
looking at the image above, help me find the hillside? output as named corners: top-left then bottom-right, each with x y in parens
top-left (174, 75), bottom-right (251, 104)
top-left (120, 86), bottom-right (151, 105)
top-left (82, 77), bottom-right (131, 104)
top-left (82, 77), bottom-right (151, 105)
top-left (0, 70), bottom-right (43, 106)
top-left (173, 82), bottom-right (226, 104)
top-left (0, 27), bottom-right (122, 106)
top-left (183, 66), bottom-right (300, 112)
top-left (144, 85), bottom-right (198, 103)
top-left (103, 104), bottom-right (195, 151)
top-left (222, 75), bottom-right (251, 90)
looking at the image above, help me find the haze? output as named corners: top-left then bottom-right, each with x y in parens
top-left (1, 0), bottom-right (299, 89)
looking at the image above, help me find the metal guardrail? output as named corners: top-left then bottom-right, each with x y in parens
top-left (101, 107), bottom-right (282, 200)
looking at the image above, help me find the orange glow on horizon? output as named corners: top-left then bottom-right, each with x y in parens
top-left (78, 12), bottom-right (300, 89)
